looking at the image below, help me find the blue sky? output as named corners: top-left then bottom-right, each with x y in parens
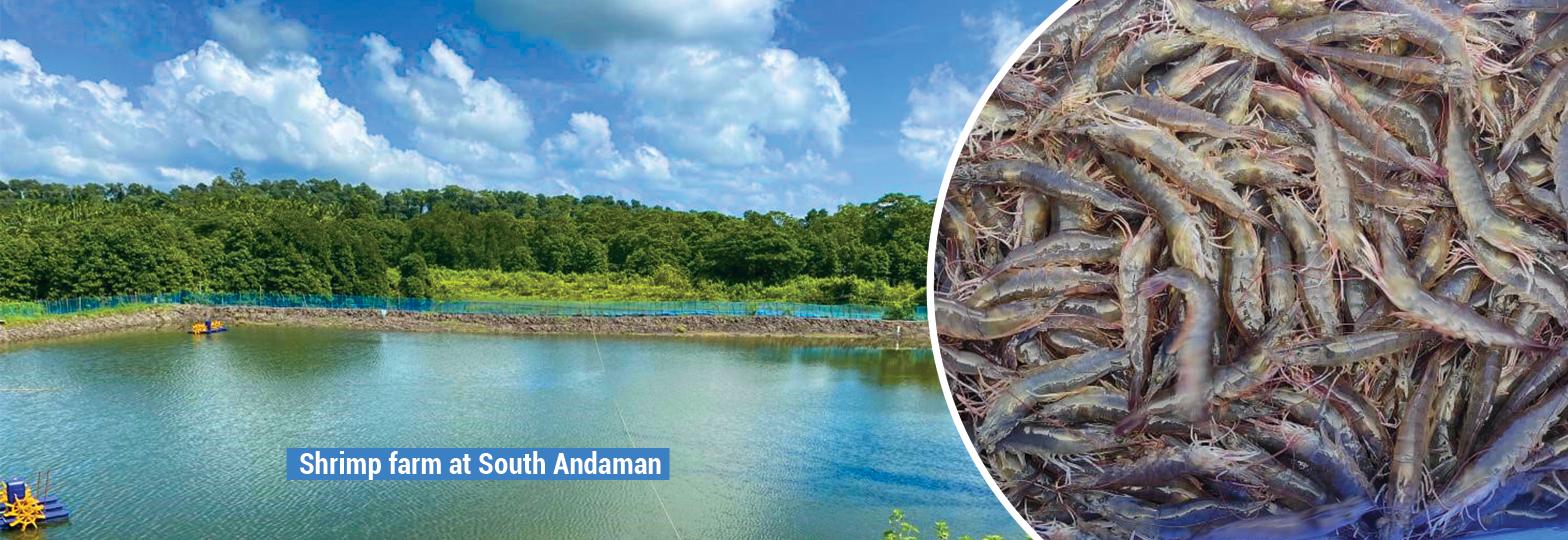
top-left (0, 0), bottom-right (1060, 213)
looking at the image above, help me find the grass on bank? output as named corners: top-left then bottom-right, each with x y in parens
top-left (0, 269), bottom-right (927, 324)
top-left (428, 268), bottom-right (925, 316)
top-left (0, 302), bottom-right (167, 328)
top-left (0, 268), bottom-right (921, 323)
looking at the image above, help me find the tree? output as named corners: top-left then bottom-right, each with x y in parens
top-left (0, 177), bottom-right (933, 302)
top-left (501, 246), bottom-right (538, 272)
top-left (0, 236), bottom-right (39, 300)
top-left (397, 254), bottom-right (433, 298)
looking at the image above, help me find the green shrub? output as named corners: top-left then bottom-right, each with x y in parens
top-left (882, 509), bottom-right (1004, 540)
top-left (428, 268), bottom-right (925, 309)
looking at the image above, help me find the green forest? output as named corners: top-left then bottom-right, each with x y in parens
top-left (0, 170), bottom-right (932, 309)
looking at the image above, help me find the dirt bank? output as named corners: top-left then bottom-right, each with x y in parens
top-left (0, 305), bottom-right (929, 349)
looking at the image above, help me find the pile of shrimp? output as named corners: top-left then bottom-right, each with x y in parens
top-left (934, 0), bottom-right (1568, 538)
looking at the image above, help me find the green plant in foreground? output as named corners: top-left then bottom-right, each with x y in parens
top-left (883, 509), bottom-right (1004, 540)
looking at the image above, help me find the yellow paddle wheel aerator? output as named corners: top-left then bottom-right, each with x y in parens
top-left (2, 485), bottom-right (45, 531)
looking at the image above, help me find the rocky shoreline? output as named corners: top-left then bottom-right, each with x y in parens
top-left (0, 305), bottom-right (929, 349)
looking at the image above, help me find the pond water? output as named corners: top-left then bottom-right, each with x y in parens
top-left (0, 327), bottom-right (1018, 538)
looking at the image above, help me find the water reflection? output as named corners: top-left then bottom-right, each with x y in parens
top-left (0, 328), bottom-right (1017, 539)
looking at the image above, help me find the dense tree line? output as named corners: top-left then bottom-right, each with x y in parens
top-left (0, 170), bottom-right (933, 301)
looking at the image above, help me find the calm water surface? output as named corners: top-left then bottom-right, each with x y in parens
top-left (0, 328), bottom-right (1018, 538)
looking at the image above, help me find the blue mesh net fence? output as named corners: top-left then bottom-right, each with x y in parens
top-left (0, 293), bottom-right (927, 321)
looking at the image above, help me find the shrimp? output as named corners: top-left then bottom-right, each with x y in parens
top-left (1500, 61), bottom-right (1568, 169)
top-left (1413, 211), bottom-right (1458, 288)
top-left (1102, 32), bottom-right (1206, 92)
top-left (994, 73), bottom-right (1045, 106)
top-left (964, 267), bottom-right (1116, 308)
top-left (1099, 494), bottom-right (1260, 537)
top-left (1467, 0), bottom-right (1568, 13)
top-left (1153, 45), bottom-right (1231, 98)
top-left (940, 345), bottom-right (1014, 380)
top-left (934, 297), bottom-right (1112, 341)
top-left (1509, 169), bottom-right (1567, 225)
top-left (1207, 59), bottom-right (1257, 126)
top-left (1224, 210), bottom-right (1268, 339)
top-left (1120, 219), bottom-right (1163, 408)
top-left (1424, 376), bottom-right (1568, 529)
top-left (1057, 296), bottom-right (1122, 323)
top-left (1033, 385), bottom-right (1128, 424)
top-left (1300, 89), bottom-right (1368, 268)
top-left (1286, 41), bottom-right (1467, 86)
top-left (973, 348), bottom-right (1131, 449)
top-left (1050, 199), bottom-right (1100, 233)
top-left (994, 424), bottom-right (1127, 462)
top-left (1517, 15), bottom-right (1568, 65)
top-left (1262, 223), bottom-right (1298, 323)
top-left (1361, 211), bottom-right (1549, 350)
top-left (1459, 346), bottom-right (1507, 458)
top-left (1072, 442), bottom-right (1257, 489)
top-left (1392, 354), bottom-right (1448, 540)
top-left (1270, 193), bottom-right (1341, 335)
top-left (1042, 328), bottom-right (1113, 357)
top-left (985, 230), bottom-right (1125, 278)
top-left (1036, 36), bottom-right (1128, 131)
top-left (1294, 69), bottom-right (1446, 179)
top-left (1190, 498), bottom-right (1370, 540)
top-left (1558, 119), bottom-right (1568, 238)
top-left (1324, 65), bottom-right (1438, 158)
top-left (1244, 418), bottom-right (1374, 499)
top-left (1213, 153), bottom-right (1311, 190)
top-left (1275, 329), bottom-right (1429, 366)
top-left (1213, 0), bottom-right (1328, 19)
top-left (1101, 149), bottom-right (1219, 281)
top-left (1086, 122), bottom-right (1273, 228)
top-left (1467, 239), bottom-right (1568, 322)
top-left (1432, 267), bottom-right (1487, 303)
top-left (1347, 162), bottom-right (1456, 211)
top-left (1496, 346), bottom-right (1568, 426)
top-left (1101, 93), bottom-right (1267, 139)
top-left (1263, 12), bottom-right (1409, 45)
top-left (1139, 268), bottom-right (1221, 420)
top-left (1213, 310), bottom-right (1299, 399)
top-left (1167, 0), bottom-right (1293, 74)
top-left (937, 1), bottom-right (1568, 534)
top-left (972, 159), bottom-right (1144, 214)
top-left (1430, 350), bottom-right (1469, 485)
top-left (1445, 100), bottom-right (1568, 255)
top-left (1038, 0), bottom-right (1139, 57)
top-left (1217, 434), bottom-right (1333, 510)
top-left (1323, 380), bottom-right (1392, 467)
top-left (1016, 192), bottom-right (1050, 244)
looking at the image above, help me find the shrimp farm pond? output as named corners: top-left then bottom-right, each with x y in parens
top-left (0, 327), bottom-right (1018, 538)
top-left (936, 0), bottom-right (1568, 538)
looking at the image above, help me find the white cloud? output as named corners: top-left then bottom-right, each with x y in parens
top-left (542, 112), bottom-right (672, 182)
top-left (965, 11), bottom-right (1029, 70)
top-left (895, 10), bottom-right (1026, 173)
top-left (361, 34), bottom-right (535, 179)
top-left (157, 166), bottom-right (219, 184)
top-left (0, 40), bottom-right (163, 182)
top-left (606, 46), bottom-right (849, 166)
top-left (632, 145), bottom-right (672, 180)
top-left (145, 41), bottom-right (455, 186)
top-left (475, 0), bottom-right (777, 50)
top-left (898, 65), bottom-right (979, 172)
top-left (207, 0), bottom-right (310, 65)
top-left (0, 38), bottom-right (456, 188)
top-left (478, 0), bottom-right (849, 172)
top-left (3, 0), bottom-right (857, 215)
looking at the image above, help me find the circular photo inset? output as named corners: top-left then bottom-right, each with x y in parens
top-left (930, 0), bottom-right (1568, 538)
